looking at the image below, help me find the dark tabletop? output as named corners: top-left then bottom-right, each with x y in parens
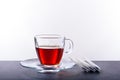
top-left (0, 61), bottom-right (120, 80)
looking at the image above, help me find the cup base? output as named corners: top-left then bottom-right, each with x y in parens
top-left (37, 64), bottom-right (60, 73)
top-left (41, 64), bottom-right (59, 69)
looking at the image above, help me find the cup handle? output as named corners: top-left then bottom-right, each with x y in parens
top-left (64, 38), bottom-right (74, 54)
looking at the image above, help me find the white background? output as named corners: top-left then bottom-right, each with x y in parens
top-left (0, 0), bottom-right (120, 60)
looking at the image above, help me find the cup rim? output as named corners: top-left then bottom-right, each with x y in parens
top-left (34, 34), bottom-right (65, 39)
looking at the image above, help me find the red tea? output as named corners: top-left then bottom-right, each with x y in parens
top-left (36, 47), bottom-right (63, 65)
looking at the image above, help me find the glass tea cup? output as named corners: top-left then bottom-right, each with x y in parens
top-left (34, 34), bottom-right (73, 72)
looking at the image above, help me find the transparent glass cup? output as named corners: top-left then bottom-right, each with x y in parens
top-left (34, 34), bottom-right (73, 72)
